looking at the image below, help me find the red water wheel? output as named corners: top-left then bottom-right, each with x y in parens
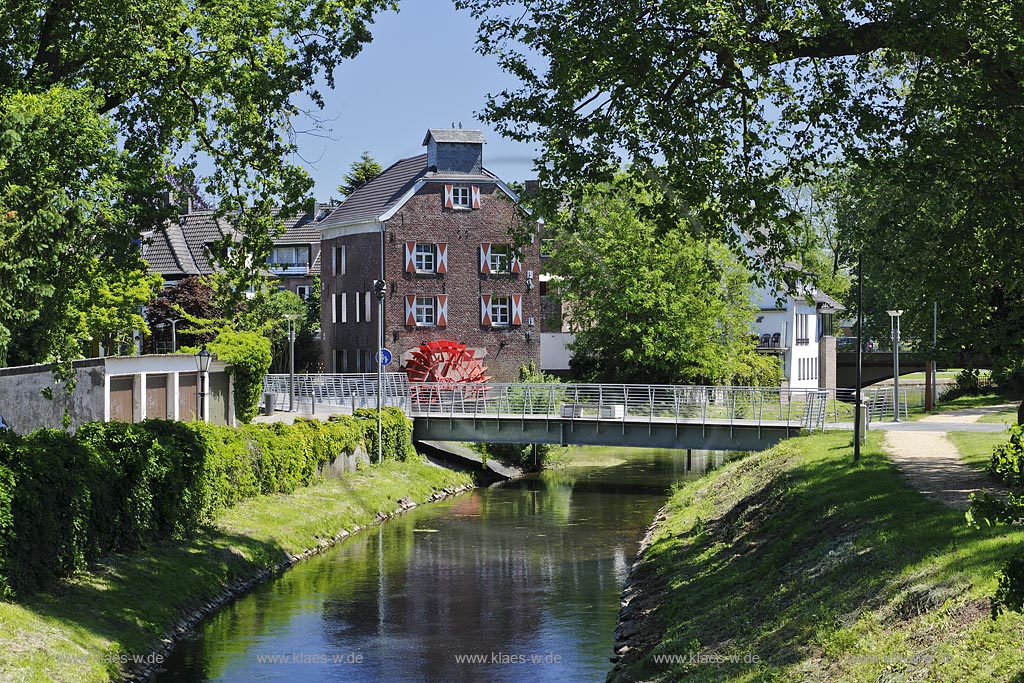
top-left (404, 340), bottom-right (490, 384)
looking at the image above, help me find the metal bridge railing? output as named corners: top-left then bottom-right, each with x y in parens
top-left (262, 373), bottom-right (410, 413)
top-left (405, 383), bottom-right (831, 431)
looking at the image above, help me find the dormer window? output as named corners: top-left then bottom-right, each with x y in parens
top-left (267, 245), bottom-right (310, 273)
top-left (452, 185), bottom-right (471, 208)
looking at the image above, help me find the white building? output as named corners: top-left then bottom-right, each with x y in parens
top-left (751, 283), bottom-right (843, 389)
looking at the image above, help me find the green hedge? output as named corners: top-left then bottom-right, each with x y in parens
top-left (0, 411), bottom-right (410, 597)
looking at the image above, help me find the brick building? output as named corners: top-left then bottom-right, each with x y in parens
top-left (318, 129), bottom-right (541, 382)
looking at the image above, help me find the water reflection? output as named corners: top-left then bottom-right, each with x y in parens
top-left (157, 448), bottom-right (725, 683)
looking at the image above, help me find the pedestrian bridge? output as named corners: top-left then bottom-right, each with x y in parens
top-left (263, 375), bottom-right (830, 451)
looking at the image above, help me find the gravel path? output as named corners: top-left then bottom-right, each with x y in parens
top-left (883, 404), bottom-right (1014, 510)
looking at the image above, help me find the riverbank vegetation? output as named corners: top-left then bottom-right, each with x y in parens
top-left (612, 431), bottom-right (1024, 682)
top-left (0, 412), bottom-right (471, 683)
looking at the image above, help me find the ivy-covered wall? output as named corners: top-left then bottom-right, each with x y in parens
top-left (0, 410), bottom-right (415, 597)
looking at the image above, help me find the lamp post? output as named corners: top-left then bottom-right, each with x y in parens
top-left (373, 278), bottom-right (387, 464)
top-left (284, 314), bottom-right (297, 412)
top-left (887, 309), bottom-right (904, 422)
top-left (167, 318), bottom-right (182, 353)
top-left (195, 344), bottom-right (212, 422)
top-left (854, 255), bottom-right (864, 463)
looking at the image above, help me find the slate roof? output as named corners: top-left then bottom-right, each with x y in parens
top-left (318, 155), bottom-right (506, 229)
top-left (423, 128), bottom-right (485, 145)
top-left (319, 154), bottom-right (429, 228)
top-left (143, 204), bottom-right (330, 279)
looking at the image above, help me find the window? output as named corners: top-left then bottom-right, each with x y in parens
top-left (267, 245), bottom-right (310, 271)
top-left (340, 293), bottom-right (347, 323)
top-left (489, 245), bottom-right (512, 273)
top-left (296, 285), bottom-right (311, 300)
top-left (331, 293), bottom-right (337, 324)
top-left (334, 245), bottom-right (346, 276)
top-left (452, 185), bottom-right (471, 208)
top-left (355, 291), bottom-right (361, 323)
top-left (796, 314), bottom-right (810, 345)
top-left (365, 291), bottom-right (372, 321)
top-left (414, 243), bottom-right (436, 273)
top-left (415, 297), bottom-right (436, 326)
top-left (490, 295), bottom-right (511, 326)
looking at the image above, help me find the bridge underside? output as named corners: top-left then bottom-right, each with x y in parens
top-left (412, 416), bottom-right (803, 452)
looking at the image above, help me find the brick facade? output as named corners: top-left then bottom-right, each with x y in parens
top-left (321, 167), bottom-right (541, 382)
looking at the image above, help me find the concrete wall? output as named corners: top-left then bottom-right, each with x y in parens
top-left (0, 355), bottom-right (233, 434)
top-left (0, 360), bottom-right (106, 433)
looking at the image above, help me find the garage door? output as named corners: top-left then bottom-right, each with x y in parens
top-left (109, 376), bottom-right (134, 422)
top-left (146, 374), bottom-right (168, 420)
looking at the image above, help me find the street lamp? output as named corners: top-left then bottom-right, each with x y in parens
top-left (167, 318), bottom-right (182, 353)
top-left (887, 309), bottom-right (904, 422)
top-left (284, 314), bottom-right (297, 412)
top-left (195, 344), bottom-right (212, 422)
top-left (373, 278), bottom-right (387, 464)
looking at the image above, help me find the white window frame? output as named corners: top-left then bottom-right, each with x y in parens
top-left (414, 243), bottom-right (436, 273)
top-left (267, 245), bottom-right (310, 270)
top-left (490, 295), bottom-right (511, 326)
top-left (295, 285), bottom-right (311, 300)
top-left (414, 297), bottom-right (436, 326)
top-left (336, 245), bottom-right (347, 276)
top-left (452, 185), bottom-right (471, 208)
top-left (489, 244), bottom-right (512, 273)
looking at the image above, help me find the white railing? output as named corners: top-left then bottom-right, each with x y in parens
top-left (262, 373), bottom-right (410, 412)
top-left (405, 383), bottom-right (831, 431)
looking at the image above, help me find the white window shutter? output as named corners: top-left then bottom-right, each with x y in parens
top-left (436, 242), bottom-right (448, 273)
top-left (406, 295), bottom-right (417, 326)
top-left (405, 241), bottom-right (417, 272)
top-left (510, 252), bottom-right (522, 274)
top-left (436, 295), bottom-right (448, 327)
top-left (511, 294), bottom-right (523, 326)
top-left (480, 294), bottom-right (492, 326)
top-left (480, 243), bottom-right (491, 274)
top-left (444, 184), bottom-right (454, 208)
top-left (471, 185), bottom-right (481, 209)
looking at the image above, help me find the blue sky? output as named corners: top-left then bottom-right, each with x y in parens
top-left (288, 1), bottom-right (541, 200)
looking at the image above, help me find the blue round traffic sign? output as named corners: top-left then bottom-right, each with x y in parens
top-left (376, 348), bottom-right (393, 366)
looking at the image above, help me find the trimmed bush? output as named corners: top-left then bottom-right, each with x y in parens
top-left (349, 407), bottom-right (416, 462)
top-left (0, 410), bottom-right (415, 596)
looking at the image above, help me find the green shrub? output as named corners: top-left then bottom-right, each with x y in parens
top-left (208, 328), bottom-right (272, 423)
top-left (352, 407), bottom-right (416, 462)
top-left (993, 355), bottom-right (1024, 399)
top-left (0, 410), bottom-right (416, 597)
top-left (989, 424), bottom-right (1024, 488)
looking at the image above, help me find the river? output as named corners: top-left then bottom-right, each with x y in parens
top-left (155, 447), bottom-right (724, 682)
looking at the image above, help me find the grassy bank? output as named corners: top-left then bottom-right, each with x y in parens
top-left (612, 431), bottom-right (1024, 682)
top-left (0, 457), bottom-right (472, 683)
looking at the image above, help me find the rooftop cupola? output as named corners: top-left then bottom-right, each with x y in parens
top-left (423, 128), bottom-right (485, 174)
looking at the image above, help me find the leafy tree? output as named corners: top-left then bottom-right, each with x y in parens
top-left (0, 0), bottom-right (394, 365)
top-left (144, 276), bottom-right (224, 353)
top-left (72, 259), bottom-right (163, 357)
top-left (457, 0), bottom-right (1024, 285)
top-left (554, 177), bottom-right (778, 385)
top-left (337, 151), bottom-right (383, 196)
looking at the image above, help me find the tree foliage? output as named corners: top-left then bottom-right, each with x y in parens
top-left (554, 177), bottom-right (779, 385)
top-left (338, 150), bottom-right (383, 196)
top-left (0, 0), bottom-right (395, 365)
top-left (457, 0), bottom-right (1024, 285)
